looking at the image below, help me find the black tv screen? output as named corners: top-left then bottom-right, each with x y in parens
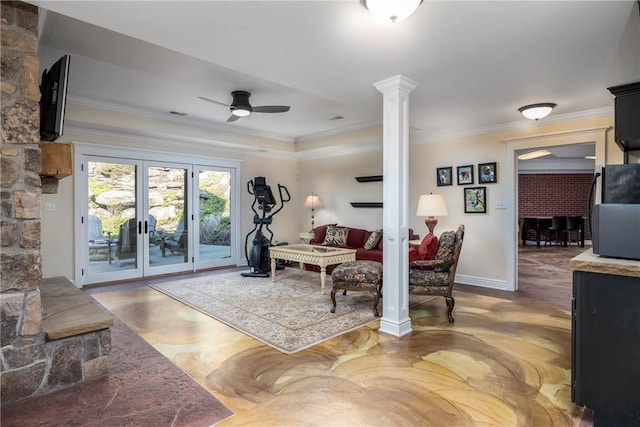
top-left (40, 55), bottom-right (70, 141)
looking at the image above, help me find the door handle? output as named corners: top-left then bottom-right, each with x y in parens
top-left (138, 221), bottom-right (142, 234)
top-left (144, 220), bottom-right (149, 234)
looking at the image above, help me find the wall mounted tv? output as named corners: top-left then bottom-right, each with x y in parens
top-left (39, 55), bottom-right (70, 141)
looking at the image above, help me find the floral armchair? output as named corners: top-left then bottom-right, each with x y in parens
top-left (408, 225), bottom-right (465, 322)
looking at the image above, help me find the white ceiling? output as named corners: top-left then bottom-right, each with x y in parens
top-left (30, 1), bottom-right (639, 144)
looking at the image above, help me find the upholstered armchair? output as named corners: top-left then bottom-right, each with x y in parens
top-left (408, 225), bottom-right (465, 322)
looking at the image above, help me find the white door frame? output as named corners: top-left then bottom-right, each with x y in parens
top-left (74, 142), bottom-right (242, 287)
top-left (503, 126), bottom-right (609, 291)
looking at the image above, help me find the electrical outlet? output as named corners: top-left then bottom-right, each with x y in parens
top-left (45, 203), bottom-right (56, 212)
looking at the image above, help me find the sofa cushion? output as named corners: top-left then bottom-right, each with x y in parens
top-left (355, 248), bottom-right (382, 262)
top-left (364, 229), bottom-right (382, 250)
top-left (418, 233), bottom-right (438, 260)
top-left (323, 225), bottom-right (349, 246)
top-left (347, 227), bottom-right (368, 248)
top-left (435, 231), bottom-right (456, 261)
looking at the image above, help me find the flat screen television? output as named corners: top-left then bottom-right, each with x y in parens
top-left (39, 55), bottom-right (70, 141)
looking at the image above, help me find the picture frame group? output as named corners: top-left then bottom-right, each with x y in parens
top-left (436, 162), bottom-right (497, 186)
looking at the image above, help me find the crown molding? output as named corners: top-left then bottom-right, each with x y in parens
top-left (64, 123), bottom-right (300, 161)
top-left (295, 119), bottom-right (382, 143)
top-left (296, 142), bottom-right (382, 161)
top-left (412, 106), bottom-right (614, 145)
top-left (65, 95), bottom-right (614, 161)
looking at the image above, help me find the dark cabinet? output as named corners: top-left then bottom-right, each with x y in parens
top-left (607, 82), bottom-right (640, 155)
top-left (572, 270), bottom-right (640, 426)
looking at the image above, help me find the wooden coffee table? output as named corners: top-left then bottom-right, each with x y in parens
top-left (269, 244), bottom-right (356, 294)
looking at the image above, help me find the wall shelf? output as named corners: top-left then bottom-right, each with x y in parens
top-left (355, 175), bottom-right (383, 183)
top-left (350, 202), bottom-right (383, 208)
top-left (353, 175), bottom-right (383, 207)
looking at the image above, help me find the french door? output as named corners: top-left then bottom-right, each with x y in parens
top-left (75, 145), bottom-right (239, 286)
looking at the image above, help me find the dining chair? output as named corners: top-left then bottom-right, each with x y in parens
top-left (564, 215), bottom-right (583, 247)
top-left (545, 216), bottom-right (566, 247)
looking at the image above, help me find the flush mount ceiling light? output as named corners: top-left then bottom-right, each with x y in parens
top-left (231, 106), bottom-right (251, 117)
top-left (518, 103), bottom-right (556, 121)
top-left (517, 149), bottom-right (552, 160)
top-left (362, 0), bottom-right (423, 23)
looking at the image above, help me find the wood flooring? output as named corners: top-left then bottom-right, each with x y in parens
top-left (3, 246), bottom-right (593, 426)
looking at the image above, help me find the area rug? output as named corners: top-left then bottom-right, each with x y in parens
top-left (150, 268), bottom-right (434, 354)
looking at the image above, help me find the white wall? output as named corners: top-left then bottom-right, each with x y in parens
top-left (298, 114), bottom-right (617, 290)
top-left (41, 101), bottom-right (618, 291)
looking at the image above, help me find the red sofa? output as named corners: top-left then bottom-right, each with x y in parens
top-left (305, 224), bottom-right (419, 273)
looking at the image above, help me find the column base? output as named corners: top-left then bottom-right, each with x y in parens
top-left (378, 317), bottom-right (412, 337)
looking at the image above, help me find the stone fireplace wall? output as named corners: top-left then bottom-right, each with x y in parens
top-left (1, 1), bottom-right (46, 403)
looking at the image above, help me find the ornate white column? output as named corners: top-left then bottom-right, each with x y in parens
top-left (373, 75), bottom-right (418, 337)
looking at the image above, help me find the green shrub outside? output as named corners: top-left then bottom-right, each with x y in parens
top-left (199, 191), bottom-right (230, 245)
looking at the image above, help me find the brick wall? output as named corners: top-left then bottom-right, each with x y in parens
top-left (519, 173), bottom-right (594, 240)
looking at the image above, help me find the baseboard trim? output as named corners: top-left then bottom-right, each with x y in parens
top-left (454, 274), bottom-right (509, 291)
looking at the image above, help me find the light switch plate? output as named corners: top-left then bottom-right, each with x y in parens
top-left (45, 203), bottom-right (56, 212)
top-left (495, 200), bottom-right (507, 209)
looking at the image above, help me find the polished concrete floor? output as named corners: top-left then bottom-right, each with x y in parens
top-left (5, 245), bottom-right (593, 426)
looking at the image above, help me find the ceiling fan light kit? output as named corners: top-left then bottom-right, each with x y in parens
top-left (518, 103), bottom-right (556, 121)
top-left (199, 90), bottom-right (290, 123)
top-left (362, 0), bottom-right (423, 23)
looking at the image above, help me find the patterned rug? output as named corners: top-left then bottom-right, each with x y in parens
top-left (150, 267), bottom-right (433, 354)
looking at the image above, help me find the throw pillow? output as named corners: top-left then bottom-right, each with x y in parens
top-left (364, 229), bottom-right (382, 250)
top-left (322, 225), bottom-right (349, 246)
top-left (311, 224), bottom-right (335, 244)
top-left (418, 233), bottom-right (438, 260)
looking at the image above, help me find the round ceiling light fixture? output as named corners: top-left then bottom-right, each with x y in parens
top-left (518, 103), bottom-right (556, 121)
top-left (362, 0), bottom-right (423, 23)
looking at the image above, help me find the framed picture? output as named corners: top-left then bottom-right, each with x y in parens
top-left (456, 165), bottom-right (474, 185)
top-left (436, 166), bottom-right (453, 186)
top-left (478, 162), bottom-right (497, 184)
top-left (464, 186), bottom-right (487, 213)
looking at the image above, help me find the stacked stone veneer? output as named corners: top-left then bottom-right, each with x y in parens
top-left (1, 1), bottom-right (110, 404)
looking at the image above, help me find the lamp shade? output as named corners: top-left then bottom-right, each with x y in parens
top-left (303, 194), bottom-right (321, 208)
top-left (416, 194), bottom-right (448, 217)
top-left (363, 0), bottom-right (422, 23)
top-left (518, 103), bottom-right (556, 121)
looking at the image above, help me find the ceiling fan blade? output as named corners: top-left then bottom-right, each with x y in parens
top-left (226, 114), bottom-right (241, 123)
top-left (252, 105), bottom-right (291, 114)
top-left (198, 96), bottom-right (230, 107)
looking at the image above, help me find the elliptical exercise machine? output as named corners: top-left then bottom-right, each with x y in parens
top-left (241, 176), bottom-right (290, 277)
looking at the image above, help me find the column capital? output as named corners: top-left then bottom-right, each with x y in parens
top-left (373, 75), bottom-right (419, 94)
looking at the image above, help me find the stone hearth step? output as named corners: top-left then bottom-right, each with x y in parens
top-left (41, 276), bottom-right (113, 340)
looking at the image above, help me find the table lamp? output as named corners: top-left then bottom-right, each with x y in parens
top-left (416, 194), bottom-right (448, 235)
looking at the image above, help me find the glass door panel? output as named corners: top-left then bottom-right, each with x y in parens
top-left (195, 168), bottom-right (234, 269)
top-left (78, 147), bottom-right (239, 286)
top-left (145, 164), bottom-right (192, 275)
top-left (86, 159), bottom-right (142, 283)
